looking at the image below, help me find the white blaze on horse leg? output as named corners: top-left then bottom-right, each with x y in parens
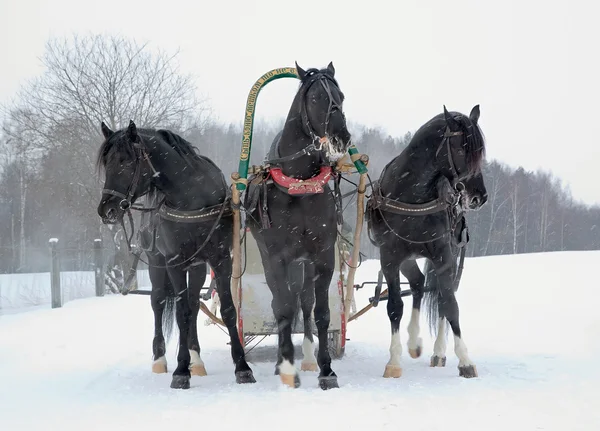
top-left (407, 308), bottom-right (423, 357)
top-left (453, 335), bottom-right (475, 367)
top-left (300, 337), bottom-right (318, 371)
top-left (388, 331), bottom-right (402, 365)
top-left (387, 331), bottom-right (402, 368)
top-left (189, 349), bottom-right (208, 376)
top-left (279, 359), bottom-right (297, 376)
top-left (152, 355), bottom-right (167, 373)
top-left (433, 318), bottom-right (447, 358)
top-left (383, 331), bottom-right (403, 377)
top-left (189, 349), bottom-right (205, 367)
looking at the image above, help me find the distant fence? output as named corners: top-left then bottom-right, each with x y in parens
top-left (0, 237), bottom-right (153, 314)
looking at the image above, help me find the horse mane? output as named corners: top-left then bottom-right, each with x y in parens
top-left (96, 127), bottom-right (220, 174)
top-left (454, 113), bottom-right (486, 175)
top-left (296, 67), bottom-right (341, 102)
top-left (410, 111), bottom-right (486, 176)
top-left (96, 129), bottom-right (135, 172)
top-left (298, 67), bottom-right (338, 87)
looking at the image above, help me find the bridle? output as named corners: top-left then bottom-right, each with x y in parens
top-left (435, 123), bottom-right (480, 194)
top-left (99, 135), bottom-right (230, 289)
top-left (300, 71), bottom-right (345, 146)
top-left (366, 119), bottom-right (484, 246)
top-left (100, 139), bottom-right (163, 252)
top-left (101, 139), bottom-right (159, 213)
top-left (266, 71), bottom-right (347, 168)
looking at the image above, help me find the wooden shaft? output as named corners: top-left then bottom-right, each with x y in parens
top-left (344, 173), bottom-right (367, 321)
top-left (348, 288), bottom-right (389, 323)
top-left (230, 178), bottom-right (242, 318)
top-left (199, 302), bottom-right (226, 327)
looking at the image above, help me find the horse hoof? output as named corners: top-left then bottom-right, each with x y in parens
top-left (280, 373), bottom-right (301, 388)
top-left (190, 364), bottom-right (207, 377)
top-left (301, 361), bottom-right (319, 372)
top-left (383, 364), bottom-right (402, 378)
top-left (235, 370), bottom-right (257, 384)
top-left (152, 362), bottom-right (167, 374)
top-left (274, 365), bottom-right (280, 375)
top-left (409, 345), bottom-right (422, 359)
top-left (459, 365), bottom-right (478, 378)
top-left (430, 355), bottom-right (446, 367)
top-left (318, 375), bottom-right (339, 390)
top-left (170, 375), bottom-right (190, 389)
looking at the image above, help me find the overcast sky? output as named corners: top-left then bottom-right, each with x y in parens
top-left (1, 0), bottom-right (598, 205)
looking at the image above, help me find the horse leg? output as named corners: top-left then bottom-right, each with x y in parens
top-left (188, 265), bottom-right (207, 377)
top-left (300, 262), bottom-right (318, 372)
top-left (253, 236), bottom-right (284, 375)
top-left (399, 260), bottom-right (425, 359)
top-left (431, 311), bottom-right (448, 367)
top-left (165, 265), bottom-right (192, 389)
top-left (421, 259), bottom-right (448, 367)
top-left (273, 259), bottom-right (302, 388)
top-left (314, 253), bottom-right (339, 390)
top-left (380, 247), bottom-right (405, 378)
top-left (148, 256), bottom-right (170, 374)
top-left (430, 249), bottom-right (477, 378)
top-left (208, 253), bottom-right (255, 384)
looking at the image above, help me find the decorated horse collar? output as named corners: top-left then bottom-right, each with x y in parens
top-left (269, 166), bottom-right (333, 195)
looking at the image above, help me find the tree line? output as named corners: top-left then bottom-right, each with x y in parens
top-left (0, 34), bottom-right (598, 280)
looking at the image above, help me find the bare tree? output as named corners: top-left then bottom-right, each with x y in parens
top-left (1, 33), bottom-right (210, 288)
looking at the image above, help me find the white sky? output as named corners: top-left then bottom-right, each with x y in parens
top-left (1, 0), bottom-right (599, 205)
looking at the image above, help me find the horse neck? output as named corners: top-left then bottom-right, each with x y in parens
top-left (148, 142), bottom-right (226, 210)
top-left (382, 138), bottom-right (442, 204)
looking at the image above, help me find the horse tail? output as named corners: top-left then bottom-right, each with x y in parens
top-left (162, 274), bottom-right (177, 344)
top-left (422, 259), bottom-right (443, 337)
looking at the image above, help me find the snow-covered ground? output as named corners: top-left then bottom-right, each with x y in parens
top-left (1, 251), bottom-right (599, 430)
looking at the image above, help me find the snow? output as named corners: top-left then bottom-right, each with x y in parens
top-left (1, 251), bottom-right (600, 430)
top-left (0, 270), bottom-right (153, 314)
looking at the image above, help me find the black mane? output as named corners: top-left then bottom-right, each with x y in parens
top-left (96, 127), bottom-right (219, 174)
top-left (411, 111), bottom-right (486, 176)
top-left (453, 112), bottom-right (486, 175)
top-left (299, 67), bottom-right (338, 86)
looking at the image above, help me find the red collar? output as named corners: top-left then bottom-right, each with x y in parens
top-left (270, 166), bottom-right (332, 195)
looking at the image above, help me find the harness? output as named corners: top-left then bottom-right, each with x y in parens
top-left (242, 70), bottom-right (346, 228)
top-left (366, 126), bottom-right (472, 248)
top-left (101, 135), bottom-right (232, 294)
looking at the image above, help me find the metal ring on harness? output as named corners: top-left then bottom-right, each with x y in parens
top-left (119, 199), bottom-right (131, 211)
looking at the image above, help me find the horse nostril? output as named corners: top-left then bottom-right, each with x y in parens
top-left (470, 196), bottom-right (481, 207)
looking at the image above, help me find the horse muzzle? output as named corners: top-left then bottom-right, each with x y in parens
top-left (98, 198), bottom-right (129, 224)
top-left (467, 192), bottom-right (487, 210)
top-left (323, 135), bottom-right (351, 162)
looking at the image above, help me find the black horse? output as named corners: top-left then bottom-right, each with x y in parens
top-left (366, 105), bottom-right (487, 379)
top-left (243, 62), bottom-right (351, 390)
top-left (96, 121), bottom-right (255, 389)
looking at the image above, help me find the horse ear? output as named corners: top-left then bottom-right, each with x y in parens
top-left (101, 121), bottom-right (114, 139)
top-left (469, 104), bottom-right (480, 125)
top-left (127, 120), bottom-right (138, 141)
top-left (295, 61), bottom-right (307, 80)
top-left (327, 61), bottom-right (335, 76)
top-left (443, 105), bottom-right (460, 130)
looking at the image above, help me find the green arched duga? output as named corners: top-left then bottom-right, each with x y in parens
top-left (236, 67), bottom-right (367, 191)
